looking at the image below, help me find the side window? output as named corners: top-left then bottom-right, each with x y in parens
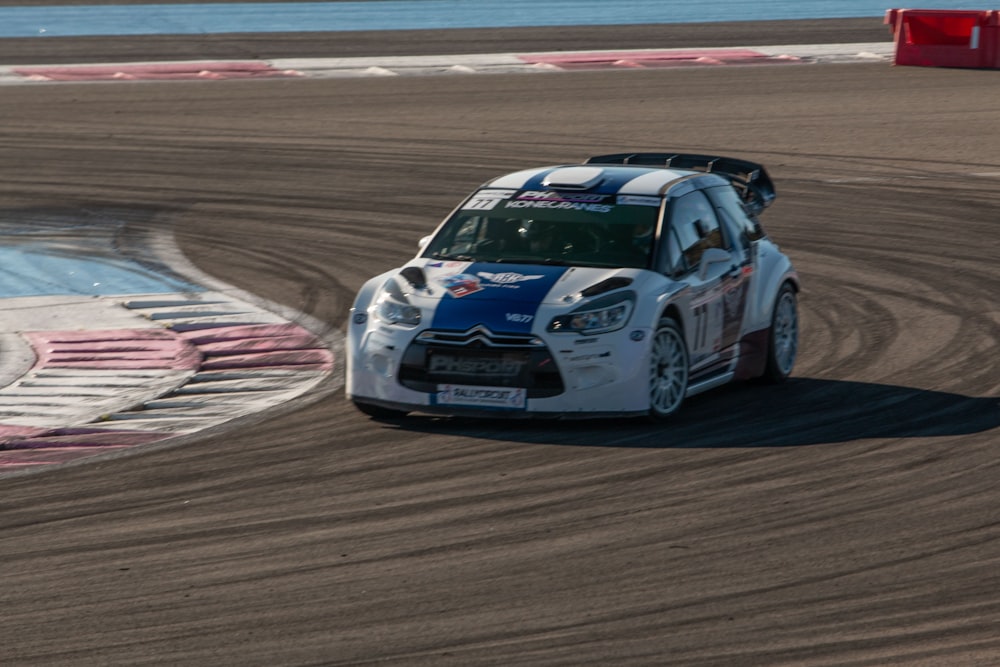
top-left (452, 217), bottom-right (483, 253)
top-left (668, 190), bottom-right (724, 272)
top-left (436, 215), bottom-right (497, 256)
top-left (707, 185), bottom-right (765, 243)
top-left (656, 226), bottom-right (685, 278)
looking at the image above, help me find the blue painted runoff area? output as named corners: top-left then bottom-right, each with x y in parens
top-left (0, 0), bottom-right (985, 38)
top-left (0, 246), bottom-right (201, 298)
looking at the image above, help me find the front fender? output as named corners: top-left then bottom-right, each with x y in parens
top-left (348, 270), bottom-right (395, 340)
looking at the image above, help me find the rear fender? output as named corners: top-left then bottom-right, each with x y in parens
top-left (747, 241), bottom-right (798, 333)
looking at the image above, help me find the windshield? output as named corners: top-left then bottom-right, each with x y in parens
top-left (423, 189), bottom-right (661, 269)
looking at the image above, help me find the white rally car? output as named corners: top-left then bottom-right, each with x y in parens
top-left (347, 153), bottom-right (799, 420)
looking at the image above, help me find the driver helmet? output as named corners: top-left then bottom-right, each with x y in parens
top-left (519, 220), bottom-right (558, 251)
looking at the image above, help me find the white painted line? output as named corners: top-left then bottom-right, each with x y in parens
top-left (754, 42), bottom-right (894, 58)
top-left (0, 369), bottom-right (193, 427)
top-left (0, 42), bottom-right (898, 86)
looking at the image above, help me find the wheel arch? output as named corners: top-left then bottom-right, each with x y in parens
top-left (753, 264), bottom-right (799, 332)
top-left (760, 280), bottom-right (799, 383)
top-left (659, 302), bottom-right (684, 330)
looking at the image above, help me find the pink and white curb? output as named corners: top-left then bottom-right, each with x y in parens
top-left (0, 43), bottom-right (893, 84)
top-left (0, 293), bottom-right (336, 473)
top-left (0, 219), bottom-right (341, 474)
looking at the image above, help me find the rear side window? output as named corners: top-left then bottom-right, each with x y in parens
top-left (707, 185), bottom-right (765, 243)
top-left (668, 190), bottom-right (724, 272)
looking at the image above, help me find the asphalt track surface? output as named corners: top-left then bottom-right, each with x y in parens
top-left (2, 17), bottom-right (1000, 666)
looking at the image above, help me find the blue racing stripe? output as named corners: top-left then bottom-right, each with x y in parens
top-left (517, 166), bottom-right (668, 195)
top-left (430, 263), bottom-right (567, 334)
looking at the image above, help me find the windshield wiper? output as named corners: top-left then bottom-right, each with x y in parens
top-left (494, 257), bottom-right (569, 266)
top-left (429, 252), bottom-right (475, 261)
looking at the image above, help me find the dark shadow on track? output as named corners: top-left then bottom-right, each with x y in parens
top-left (367, 378), bottom-right (1000, 448)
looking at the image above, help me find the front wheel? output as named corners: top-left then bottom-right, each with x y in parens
top-left (762, 284), bottom-right (798, 383)
top-left (648, 317), bottom-right (689, 420)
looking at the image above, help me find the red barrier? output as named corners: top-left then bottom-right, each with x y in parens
top-left (885, 9), bottom-right (1000, 68)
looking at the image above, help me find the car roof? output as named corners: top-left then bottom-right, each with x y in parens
top-left (482, 164), bottom-right (727, 197)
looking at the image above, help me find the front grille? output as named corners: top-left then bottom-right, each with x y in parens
top-left (399, 326), bottom-right (563, 398)
top-left (416, 325), bottom-right (544, 348)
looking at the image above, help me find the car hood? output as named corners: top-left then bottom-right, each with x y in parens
top-left (401, 259), bottom-right (643, 335)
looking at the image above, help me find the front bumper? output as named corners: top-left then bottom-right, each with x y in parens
top-left (347, 322), bottom-right (652, 416)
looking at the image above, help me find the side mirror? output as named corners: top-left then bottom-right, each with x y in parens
top-left (418, 235), bottom-right (432, 250)
top-left (698, 247), bottom-right (732, 280)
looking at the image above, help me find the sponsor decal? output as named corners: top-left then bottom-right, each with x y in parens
top-left (722, 278), bottom-right (749, 343)
top-left (482, 189), bottom-right (518, 198)
top-left (429, 354), bottom-right (526, 377)
top-left (435, 384), bottom-right (527, 409)
top-left (518, 190), bottom-right (608, 203)
top-left (505, 313), bottom-right (533, 324)
top-left (504, 200), bottom-right (613, 213)
top-left (617, 195), bottom-right (662, 207)
top-left (463, 198), bottom-right (500, 211)
top-left (566, 350), bottom-right (612, 363)
top-left (723, 282), bottom-right (748, 320)
top-left (462, 188), bottom-right (517, 211)
top-left (477, 271), bottom-right (544, 285)
top-left (437, 270), bottom-right (547, 298)
top-left (437, 273), bottom-right (483, 298)
top-left (425, 260), bottom-right (468, 272)
top-left (691, 300), bottom-right (724, 354)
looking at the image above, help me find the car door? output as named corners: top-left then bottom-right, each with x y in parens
top-left (661, 189), bottom-right (743, 376)
top-left (705, 183), bottom-right (758, 342)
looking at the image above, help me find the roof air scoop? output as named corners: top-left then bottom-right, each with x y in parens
top-left (541, 166), bottom-right (605, 191)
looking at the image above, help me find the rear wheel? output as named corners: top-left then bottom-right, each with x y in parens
top-left (648, 318), bottom-right (689, 420)
top-left (762, 284), bottom-right (798, 383)
top-left (352, 400), bottom-right (408, 421)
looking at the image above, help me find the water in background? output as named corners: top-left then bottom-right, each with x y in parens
top-left (0, 0), bottom-right (988, 38)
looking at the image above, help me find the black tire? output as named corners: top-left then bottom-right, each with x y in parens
top-left (762, 283), bottom-right (798, 383)
top-left (352, 400), bottom-right (408, 421)
top-left (648, 317), bottom-right (689, 421)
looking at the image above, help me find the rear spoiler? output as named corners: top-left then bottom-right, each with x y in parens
top-left (586, 152), bottom-right (776, 215)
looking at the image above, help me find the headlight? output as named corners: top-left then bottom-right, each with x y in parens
top-left (373, 278), bottom-right (421, 326)
top-left (548, 293), bottom-right (635, 335)
top-left (375, 297), bottom-right (421, 326)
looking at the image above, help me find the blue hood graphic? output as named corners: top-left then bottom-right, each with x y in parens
top-left (430, 262), bottom-right (568, 334)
